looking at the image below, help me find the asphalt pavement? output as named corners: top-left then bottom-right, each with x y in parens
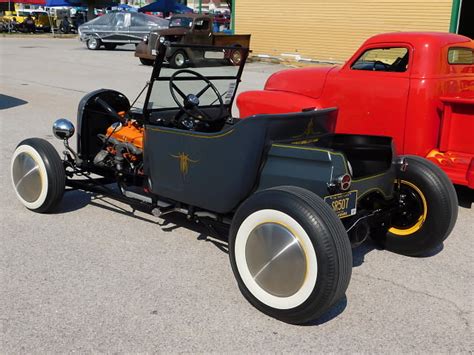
top-left (1, 37), bottom-right (473, 353)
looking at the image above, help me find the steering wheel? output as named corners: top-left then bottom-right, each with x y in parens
top-left (372, 60), bottom-right (390, 71)
top-left (169, 69), bottom-right (225, 125)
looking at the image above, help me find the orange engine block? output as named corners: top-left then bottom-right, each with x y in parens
top-left (106, 121), bottom-right (144, 150)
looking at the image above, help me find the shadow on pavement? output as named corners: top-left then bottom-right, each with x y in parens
top-left (159, 212), bottom-right (230, 253)
top-left (305, 296), bottom-right (348, 326)
top-left (55, 189), bottom-right (160, 227)
top-left (352, 240), bottom-right (378, 267)
top-left (352, 236), bottom-right (445, 263)
top-left (0, 94), bottom-right (28, 110)
top-left (56, 189), bottom-right (91, 213)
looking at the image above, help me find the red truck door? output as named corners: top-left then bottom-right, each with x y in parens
top-left (324, 45), bottom-right (412, 151)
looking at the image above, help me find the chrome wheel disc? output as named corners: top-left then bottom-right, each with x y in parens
top-left (245, 223), bottom-right (306, 297)
top-left (232, 51), bottom-right (242, 64)
top-left (89, 38), bottom-right (97, 49)
top-left (175, 53), bottom-right (185, 66)
top-left (12, 152), bottom-right (42, 203)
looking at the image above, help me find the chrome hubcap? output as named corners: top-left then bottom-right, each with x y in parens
top-left (12, 152), bottom-right (42, 203)
top-left (245, 223), bottom-right (306, 297)
top-left (175, 53), bottom-right (185, 66)
top-left (89, 38), bottom-right (97, 48)
top-left (232, 51), bottom-right (241, 63)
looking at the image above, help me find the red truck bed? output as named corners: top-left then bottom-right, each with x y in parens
top-left (427, 96), bottom-right (474, 188)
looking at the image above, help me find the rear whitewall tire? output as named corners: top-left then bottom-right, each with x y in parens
top-left (234, 209), bottom-right (318, 310)
top-left (229, 186), bottom-right (352, 324)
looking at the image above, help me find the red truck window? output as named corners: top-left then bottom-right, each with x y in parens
top-left (448, 47), bottom-right (473, 64)
top-left (351, 47), bottom-right (409, 72)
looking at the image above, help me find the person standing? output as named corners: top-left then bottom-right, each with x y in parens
top-left (24, 14), bottom-right (36, 33)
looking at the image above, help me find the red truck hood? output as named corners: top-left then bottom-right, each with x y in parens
top-left (264, 66), bottom-right (338, 99)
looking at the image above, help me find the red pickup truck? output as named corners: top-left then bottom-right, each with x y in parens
top-left (238, 32), bottom-right (474, 188)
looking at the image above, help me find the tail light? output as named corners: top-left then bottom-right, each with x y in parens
top-left (337, 174), bottom-right (352, 191)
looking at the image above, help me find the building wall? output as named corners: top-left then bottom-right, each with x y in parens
top-left (235, 0), bottom-right (453, 62)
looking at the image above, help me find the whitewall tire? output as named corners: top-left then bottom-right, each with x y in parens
top-left (11, 138), bottom-right (65, 213)
top-left (234, 209), bottom-right (318, 309)
top-left (229, 186), bottom-right (352, 324)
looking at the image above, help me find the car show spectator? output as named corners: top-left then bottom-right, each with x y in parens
top-left (60, 16), bottom-right (72, 33)
top-left (9, 17), bottom-right (18, 31)
top-left (24, 14), bottom-right (36, 33)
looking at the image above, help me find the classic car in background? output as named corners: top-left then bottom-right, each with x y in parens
top-left (238, 32), bottom-right (474, 189)
top-left (135, 14), bottom-right (250, 67)
top-left (0, 9), bottom-right (51, 32)
top-left (78, 12), bottom-right (169, 50)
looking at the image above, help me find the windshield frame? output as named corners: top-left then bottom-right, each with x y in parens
top-left (143, 43), bottom-right (249, 121)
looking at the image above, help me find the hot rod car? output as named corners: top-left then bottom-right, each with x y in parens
top-left (238, 32), bottom-right (474, 189)
top-left (10, 43), bottom-right (458, 324)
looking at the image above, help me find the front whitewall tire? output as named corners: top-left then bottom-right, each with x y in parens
top-left (11, 144), bottom-right (49, 210)
top-left (11, 138), bottom-right (65, 213)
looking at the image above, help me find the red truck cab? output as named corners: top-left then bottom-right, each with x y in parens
top-left (238, 32), bottom-right (474, 188)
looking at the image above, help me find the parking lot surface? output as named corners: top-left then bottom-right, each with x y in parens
top-left (1, 38), bottom-right (473, 353)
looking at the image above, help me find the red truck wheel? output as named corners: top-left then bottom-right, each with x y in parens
top-left (381, 156), bottom-right (458, 256)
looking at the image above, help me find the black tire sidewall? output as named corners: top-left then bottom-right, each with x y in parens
top-left (140, 58), bottom-right (154, 66)
top-left (385, 155), bottom-right (458, 256)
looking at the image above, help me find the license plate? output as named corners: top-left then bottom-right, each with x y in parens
top-left (324, 190), bottom-right (357, 219)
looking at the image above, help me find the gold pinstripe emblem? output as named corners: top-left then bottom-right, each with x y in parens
top-left (171, 152), bottom-right (198, 178)
top-left (293, 119), bottom-right (321, 139)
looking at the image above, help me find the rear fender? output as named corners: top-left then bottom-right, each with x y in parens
top-left (258, 139), bottom-right (397, 202)
top-left (257, 143), bottom-right (348, 197)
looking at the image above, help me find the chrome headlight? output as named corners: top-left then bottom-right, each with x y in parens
top-left (52, 119), bottom-right (75, 140)
top-left (143, 34), bottom-right (148, 43)
top-left (159, 36), bottom-right (165, 44)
